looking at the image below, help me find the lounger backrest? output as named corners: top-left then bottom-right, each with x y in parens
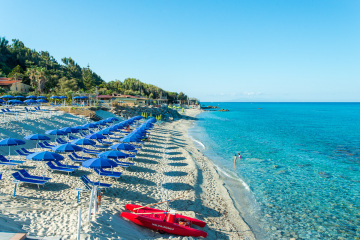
top-left (21, 148), bottom-right (31, 154)
top-left (19, 169), bottom-right (29, 177)
top-left (80, 175), bottom-right (92, 190)
top-left (12, 172), bottom-right (24, 181)
top-left (38, 142), bottom-right (47, 148)
top-left (15, 149), bottom-right (25, 155)
top-left (0, 172), bottom-right (2, 180)
top-left (53, 160), bottom-right (63, 167)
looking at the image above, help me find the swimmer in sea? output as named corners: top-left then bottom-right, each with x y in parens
top-left (234, 154), bottom-right (237, 169)
top-left (238, 153), bottom-right (241, 160)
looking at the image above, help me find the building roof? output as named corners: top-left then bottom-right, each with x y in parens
top-left (0, 77), bottom-right (22, 86)
top-left (114, 95), bottom-right (147, 100)
top-left (97, 95), bottom-right (113, 99)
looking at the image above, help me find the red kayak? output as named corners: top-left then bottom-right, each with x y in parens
top-left (121, 204), bottom-right (207, 238)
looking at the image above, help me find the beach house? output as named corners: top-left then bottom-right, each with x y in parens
top-left (0, 77), bottom-right (32, 93)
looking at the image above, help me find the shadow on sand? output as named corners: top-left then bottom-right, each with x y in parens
top-left (168, 162), bottom-right (188, 167)
top-left (164, 171), bottom-right (188, 177)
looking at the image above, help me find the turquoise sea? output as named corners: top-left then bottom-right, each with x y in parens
top-left (188, 103), bottom-right (360, 240)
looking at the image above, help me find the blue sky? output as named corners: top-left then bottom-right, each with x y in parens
top-left (1, 0), bottom-right (359, 102)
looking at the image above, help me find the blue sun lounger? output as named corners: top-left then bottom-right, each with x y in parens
top-left (72, 152), bottom-right (91, 160)
top-left (38, 142), bottom-right (52, 149)
top-left (80, 175), bottom-right (112, 188)
top-left (46, 162), bottom-right (75, 174)
top-left (56, 138), bottom-right (68, 144)
top-left (21, 148), bottom-right (35, 154)
top-left (94, 168), bottom-right (122, 178)
top-left (68, 154), bottom-right (86, 163)
top-left (43, 141), bottom-right (56, 147)
top-left (83, 148), bottom-right (102, 154)
top-left (12, 172), bottom-right (47, 189)
top-left (68, 136), bottom-right (78, 140)
top-left (114, 159), bottom-right (134, 166)
top-left (18, 169), bottom-right (52, 181)
top-left (16, 149), bottom-right (29, 156)
top-left (0, 172), bottom-right (2, 180)
top-left (96, 139), bottom-right (112, 145)
top-left (53, 160), bottom-right (80, 169)
top-left (0, 155), bottom-right (25, 164)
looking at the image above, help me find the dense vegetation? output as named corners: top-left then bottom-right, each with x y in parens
top-left (0, 36), bottom-right (188, 102)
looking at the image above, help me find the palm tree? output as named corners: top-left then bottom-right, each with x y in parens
top-left (27, 67), bottom-right (47, 93)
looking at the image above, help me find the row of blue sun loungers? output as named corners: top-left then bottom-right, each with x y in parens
top-left (0, 116), bottom-right (151, 192)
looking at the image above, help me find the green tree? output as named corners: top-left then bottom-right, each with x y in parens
top-left (82, 67), bottom-right (95, 90)
top-left (7, 65), bottom-right (24, 78)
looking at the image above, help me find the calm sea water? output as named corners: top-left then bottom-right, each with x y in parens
top-left (188, 102), bottom-right (360, 240)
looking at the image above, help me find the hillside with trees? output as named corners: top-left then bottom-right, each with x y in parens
top-left (0, 36), bottom-right (188, 102)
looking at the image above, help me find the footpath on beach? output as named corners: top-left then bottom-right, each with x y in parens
top-left (0, 107), bottom-right (255, 240)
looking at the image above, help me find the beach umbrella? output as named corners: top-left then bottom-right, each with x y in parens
top-left (45, 129), bottom-right (66, 143)
top-left (73, 96), bottom-right (81, 99)
top-left (60, 127), bottom-right (75, 134)
top-left (85, 133), bottom-right (106, 140)
top-left (15, 96), bottom-right (25, 99)
top-left (26, 151), bottom-right (64, 161)
top-left (59, 96), bottom-right (67, 106)
top-left (0, 95), bottom-right (14, 99)
top-left (74, 125), bottom-right (88, 131)
top-left (36, 99), bottom-right (48, 104)
top-left (26, 151), bottom-right (64, 176)
top-left (24, 134), bottom-right (50, 148)
top-left (71, 138), bottom-right (96, 161)
top-left (45, 129), bottom-right (66, 136)
top-left (71, 138), bottom-right (96, 146)
top-left (110, 143), bottom-right (137, 151)
top-left (97, 150), bottom-right (133, 159)
top-left (108, 125), bottom-right (119, 132)
top-left (82, 157), bottom-right (118, 183)
top-left (52, 143), bottom-right (83, 153)
top-left (0, 138), bottom-right (26, 156)
top-left (26, 95), bottom-right (37, 99)
top-left (83, 123), bottom-right (98, 129)
top-left (97, 128), bottom-right (113, 136)
top-left (50, 96), bottom-right (60, 99)
top-left (7, 100), bottom-right (23, 104)
top-left (37, 96), bottom-right (47, 99)
top-left (97, 120), bottom-right (108, 126)
top-left (24, 99), bottom-right (37, 105)
top-left (0, 99), bottom-right (5, 103)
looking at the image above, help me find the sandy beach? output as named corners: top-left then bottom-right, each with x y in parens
top-left (0, 108), bottom-right (255, 239)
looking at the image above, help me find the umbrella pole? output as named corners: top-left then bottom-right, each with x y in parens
top-left (8, 145), bottom-right (10, 157)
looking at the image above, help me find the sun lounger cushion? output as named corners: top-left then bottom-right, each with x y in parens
top-left (80, 175), bottom-right (112, 188)
top-left (12, 172), bottom-right (47, 185)
top-left (19, 169), bottom-right (51, 181)
top-left (54, 160), bottom-right (80, 169)
top-left (46, 162), bottom-right (75, 173)
top-left (94, 168), bottom-right (122, 178)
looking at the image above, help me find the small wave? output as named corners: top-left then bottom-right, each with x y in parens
top-left (214, 164), bottom-right (250, 191)
top-left (189, 136), bottom-right (206, 149)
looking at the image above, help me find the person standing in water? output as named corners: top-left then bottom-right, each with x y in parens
top-left (234, 154), bottom-right (237, 169)
top-left (238, 153), bottom-right (241, 160)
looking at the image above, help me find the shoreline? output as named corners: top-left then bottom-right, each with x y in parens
top-left (180, 109), bottom-right (256, 239)
top-left (0, 108), bottom-right (255, 239)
